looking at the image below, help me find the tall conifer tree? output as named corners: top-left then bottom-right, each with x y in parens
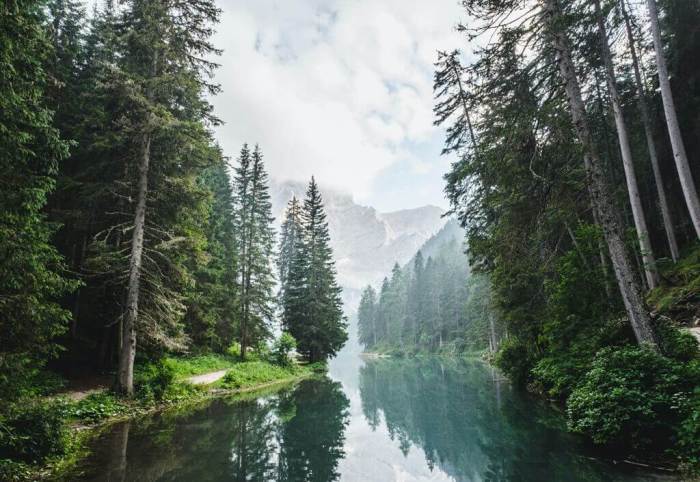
top-left (0, 0), bottom-right (76, 399)
top-left (233, 144), bottom-right (276, 359)
top-left (283, 178), bottom-right (347, 362)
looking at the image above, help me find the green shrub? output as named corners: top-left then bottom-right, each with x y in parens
top-left (0, 400), bottom-right (69, 464)
top-left (161, 381), bottom-right (202, 403)
top-left (676, 385), bottom-right (700, 473)
top-left (135, 359), bottom-right (175, 402)
top-left (272, 332), bottom-right (297, 367)
top-left (567, 345), bottom-right (698, 453)
top-left (653, 318), bottom-right (699, 362)
top-left (307, 361), bottom-right (328, 374)
top-left (0, 459), bottom-right (31, 481)
top-left (67, 392), bottom-right (127, 424)
top-left (495, 337), bottom-right (532, 386)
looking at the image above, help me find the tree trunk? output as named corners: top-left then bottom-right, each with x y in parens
top-left (451, 59), bottom-right (477, 149)
top-left (595, 0), bottom-right (659, 289)
top-left (240, 164), bottom-right (260, 361)
top-left (544, 0), bottom-right (657, 348)
top-left (488, 311), bottom-right (498, 353)
top-left (645, 0), bottom-right (700, 239)
top-left (620, 0), bottom-right (679, 261)
top-left (117, 133), bottom-right (151, 396)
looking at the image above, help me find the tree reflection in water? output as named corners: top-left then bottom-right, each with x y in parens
top-left (78, 377), bottom-right (349, 482)
top-left (357, 357), bottom-right (646, 482)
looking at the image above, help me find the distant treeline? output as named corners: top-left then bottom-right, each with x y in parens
top-left (358, 224), bottom-right (498, 355)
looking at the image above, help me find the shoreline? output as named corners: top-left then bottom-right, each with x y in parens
top-left (32, 368), bottom-right (316, 481)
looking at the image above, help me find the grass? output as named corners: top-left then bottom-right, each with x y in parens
top-left (218, 360), bottom-right (311, 390)
top-left (163, 354), bottom-right (240, 379)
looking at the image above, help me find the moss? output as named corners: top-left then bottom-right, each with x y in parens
top-left (648, 244), bottom-right (700, 322)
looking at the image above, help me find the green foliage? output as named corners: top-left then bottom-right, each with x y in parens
top-left (0, 0), bottom-right (77, 402)
top-left (654, 318), bottom-right (699, 362)
top-left (0, 458), bottom-right (32, 481)
top-left (567, 346), bottom-right (699, 453)
top-left (358, 222), bottom-right (496, 355)
top-left (232, 144), bottom-right (276, 358)
top-left (164, 354), bottom-right (238, 379)
top-left (494, 338), bottom-right (533, 387)
top-left (0, 400), bottom-right (69, 464)
top-left (676, 387), bottom-right (700, 473)
top-left (648, 245), bottom-right (700, 323)
top-left (135, 359), bottom-right (176, 402)
top-left (66, 392), bottom-right (127, 424)
top-left (281, 177), bottom-right (347, 362)
top-left (273, 332), bottom-right (297, 367)
top-left (219, 361), bottom-right (303, 390)
top-left (307, 361), bottom-right (328, 374)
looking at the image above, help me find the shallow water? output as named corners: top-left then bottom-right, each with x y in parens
top-left (76, 354), bottom-right (675, 481)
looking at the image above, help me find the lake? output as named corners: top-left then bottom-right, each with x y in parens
top-left (75, 353), bottom-right (674, 481)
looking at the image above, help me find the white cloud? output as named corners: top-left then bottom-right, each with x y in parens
top-left (210, 0), bottom-right (465, 209)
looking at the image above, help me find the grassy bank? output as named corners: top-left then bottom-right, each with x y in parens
top-left (0, 356), bottom-right (322, 481)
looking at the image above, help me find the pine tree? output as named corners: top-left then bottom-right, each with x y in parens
top-left (110, 0), bottom-right (222, 394)
top-left (283, 178), bottom-right (347, 362)
top-left (594, 0), bottom-right (659, 289)
top-left (233, 144), bottom-right (276, 359)
top-left (278, 196), bottom-right (303, 302)
top-left (0, 0), bottom-right (77, 399)
top-left (358, 286), bottom-right (378, 349)
top-left (186, 151), bottom-right (238, 352)
top-left (644, 0), bottom-right (700, 239)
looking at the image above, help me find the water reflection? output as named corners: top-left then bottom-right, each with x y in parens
top-left (79, 358), bottom-right (669, 482)
top-left (79, 378), bottom-right (349, 482)
top-left (357, 358), bottom-right (663, 482)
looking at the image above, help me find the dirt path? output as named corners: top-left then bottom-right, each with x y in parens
top-left (186, 369), bottom-right (228, 385)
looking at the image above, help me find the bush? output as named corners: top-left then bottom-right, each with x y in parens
top-left (67, 392), bottom-right (127, 424)
top-left (0, 400), bottom-right (69, 464)
top-left (307, 361), bottom-right (328, 374)
top-left (0, 459), bottom-right (31, 481)
top-left (494, 337), bottom-right (533, 386)
top-left (272, 332), bottom-right (297, 367)
top-left (135, 359), bottom-right (175, 402)
top-left (654, 318), bottom-right (699, 362)
top-left (567, 345), bottom-right (698, 453)
top-left (676, 385), bottom-right (700, 473)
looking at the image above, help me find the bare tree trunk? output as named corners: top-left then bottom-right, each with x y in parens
top-left (645, 0), bottom-right (700, 239)
top-left (544, 0), bottom-right (657, 348)
top-left (620, 0), bottom-right (679, 261)
top-left (595, 0), bottom-right (659, 289)
top-left (488, 311), bottom-right (498, 353)
top-left (117, 133), bottom-right (151, 396)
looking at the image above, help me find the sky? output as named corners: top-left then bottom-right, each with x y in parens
top-left (210, 0), bottom-right (467, 212)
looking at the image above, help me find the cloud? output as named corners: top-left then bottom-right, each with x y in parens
top-left (211, 0), bottom-right (465, 208)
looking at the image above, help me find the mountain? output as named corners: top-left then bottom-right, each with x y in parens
top-left (270, 180), bottom-right (447, 307)
top-left (405, 218), bottom-right (465, 267)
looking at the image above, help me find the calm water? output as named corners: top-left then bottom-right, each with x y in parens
top-left (75, 354), bottom-right (674, 481)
